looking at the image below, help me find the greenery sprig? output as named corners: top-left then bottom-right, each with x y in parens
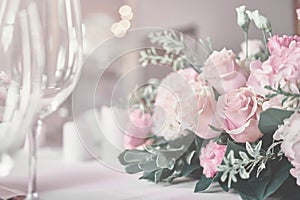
top-left (118, 131), bottom-right (204, 183)
top-left (139, 30), bottom-right (206, 72)
top-left (217, 140), bottom-right (282, 188)
top-left (128, 79), bottom-right (159, 113)
top-left (265, 85), bottom-right (300, 109)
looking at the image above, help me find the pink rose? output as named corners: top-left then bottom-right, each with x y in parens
top-left (247, 35), bottom-right (300, 100)
top-left (216, 87), bottom-right (263, 143)
top-left (124, 109), bottom-right (152, 149)
top-left (238, 39), bottom-right (264, 59)
top-left (152, 68), bottom-right (219, 140)
top-left (200, 140), bottom-right (227, 178)
top-left (274, 112), bottom-right (300, 186)
top-left (202, 48), bottom-right (248, 95)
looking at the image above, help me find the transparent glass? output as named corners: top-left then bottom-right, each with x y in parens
top-left (0, 0), bottom-right (44, 184)
top-left (26, 1), bottom-right (83, 199)
top-left (37, 0), bottom-right (83, 119)
top-left (0, 0), bottom-right (82, 200)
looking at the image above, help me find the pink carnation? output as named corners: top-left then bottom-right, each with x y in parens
top-left (152, 68), bottom-right (219, 140)
top-left (246, 60), bottom-right (274, 97)
top-left (274, 112), bottom-right (300, 186)
top-left (247, 35), bottom-right (300, 100)
top-left (200, 140), bottom-right (227, 178)
top-left (124, 110), bottom-right (153, 149)
top-left (267, 35), bottom-right (300, 55)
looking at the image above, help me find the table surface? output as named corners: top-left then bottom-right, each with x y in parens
top-left (0, 148), bottom-right (243, 200)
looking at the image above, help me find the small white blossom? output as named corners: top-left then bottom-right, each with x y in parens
top-left (236, 5), bottom-right (250, 31)
top-left (247, 10), bottom-right (271, 32)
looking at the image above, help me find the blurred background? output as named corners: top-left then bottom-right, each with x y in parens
top-left (44, 0), bottom-right (297, 148)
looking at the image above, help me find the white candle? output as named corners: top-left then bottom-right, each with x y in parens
top-left (62, 121), bottom-right (92, 163)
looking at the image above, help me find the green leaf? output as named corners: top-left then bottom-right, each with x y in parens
top-left (194, 174), bottom-right (213, 192)
top-left (125, 163), bottom-right (143, 174)
top-left (262, 157), bottom-right (292, 198)
top-left (118, 151), bottom-right (128, 165)
top-left (265, 93), bottom-right (278, 99)
top-left (139, 171), bottom-right (156, 182)
top-left (258, 108), bottom-right (293, 135)
top-left (186, 151), bottom-right (196, 165)
top-left (168, 130), bottom-right (195, 149)
top-left (156, 151), bottom-right (179, 170)
top-left (122, 149), bottom-right (153, 163)
top-left (194, 135), bottom-right (204, 156)
top-left (218, 178), bottom-right (229, 192)
top-left (208, 124), bottom-right (223, 132)
top-left (237, 192), bottom-right (257, 200)
top-left (154, 169), bottom-right (163, 183)
top-left (273, 175), bottom-right (300, 200)
top-left (182, 164), bottom-right (201, 177)
top-left (167, 170), bottom-right (182, 183)
top-left (219, 152), bottom-right (292, 200)
top-left (215, 133), bottom-right (230, 145)
top-left (226, 140), bottom-right (246, 158)
top-left (138, 161), bottom-right (160, 172)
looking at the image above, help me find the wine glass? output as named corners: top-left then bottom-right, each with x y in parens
top-left (0, 0), bottom-right (44, 182)
top-left (24, 0), bottom-right (83, 200)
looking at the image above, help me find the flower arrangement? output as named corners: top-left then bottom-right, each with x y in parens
top-left (118, 5), bottom-right (300, 200)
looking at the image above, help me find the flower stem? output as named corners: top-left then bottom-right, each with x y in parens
top-left (244, 31), bottom-right (249, 59)
top-left (262, 31), bottom-right (269, 57)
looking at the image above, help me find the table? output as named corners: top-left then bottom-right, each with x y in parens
top-left (0, 148), bottom-right (243, 200)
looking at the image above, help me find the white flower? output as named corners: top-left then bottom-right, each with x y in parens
top-left (152, 68), bottom-right (218, 140)
top-left (236, 5), bottom-right (250, 31)
top-left (247, 10), bottom-right (271, 32)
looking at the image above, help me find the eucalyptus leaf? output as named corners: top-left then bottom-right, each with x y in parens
top-left (138, 161), bottom-right (160, 172)
top-left (168, 130), bottom-right (195, 149)
top-left (154, 169), bottom-right (163, 183)
top-left (186, 151), bottom-right (196, 165)
top-left (156, 154), bottom-right (176, 170)
top-left (194, 135), bottom-right (204, 156)
top-left (182, 165), bottom-right (201, 177)
top-left (258, 108), bottom-right (293, 135)
top-left (123, 149), bottom-right (153, 163)
top-left (194, 174), bottom-right (213, 192)
top-left (167, 170), bottom-right (182, 183)
top-left (139, 171), bottom-right (156, 182)
top-left (125, 163), bottom-right (143, 174)
top-left (262, 157), bottom-right (292, 198)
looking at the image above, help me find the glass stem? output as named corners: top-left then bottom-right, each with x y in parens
top-left (26, 119), bottom-right (42, 200)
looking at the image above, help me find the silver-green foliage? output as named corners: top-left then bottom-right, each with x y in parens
top-left (139, 30), bottom-right (207, 72)
top-left (217, 140), bottom-right (282, 188)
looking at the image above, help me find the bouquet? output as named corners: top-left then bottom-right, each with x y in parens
top-left (118, 5), bottom-right (300, 200)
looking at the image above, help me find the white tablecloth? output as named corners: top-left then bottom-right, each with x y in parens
top-left (0, 148), bottom-right (242, 200)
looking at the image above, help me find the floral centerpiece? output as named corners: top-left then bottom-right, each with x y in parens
top-left (118, 6), bottom-right (300, 200)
